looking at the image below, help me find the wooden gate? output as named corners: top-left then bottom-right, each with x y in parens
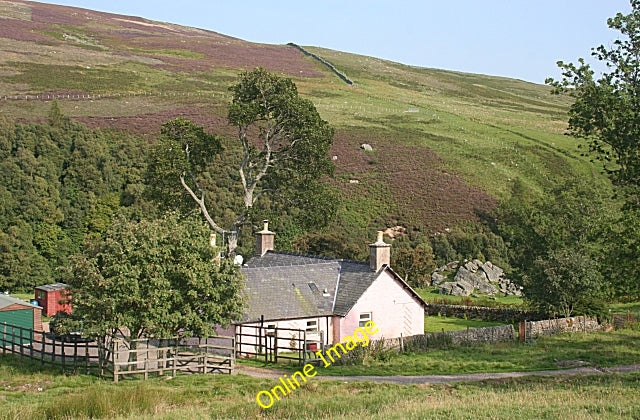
top-left (235, 324), bottom-right (314, 365)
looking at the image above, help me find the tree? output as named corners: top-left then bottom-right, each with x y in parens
top-left (525, 248), bottom-right (604, 318)
top-left (67, 213), bottom-right (244, 338)
top-left (546, 1), bottom-right (640, 197)
top-left (546, 2), bottom-right (640, 302)
top-left (497, 178), bottom-right (613, 315)
top-left (228, 67), bottom-right (334, 212)
top-left (391, 242), bottom-right (436, 288)
top-left (147, 68), bottom-right (336, 255)
top-left (147, 118), bottom-right (225, 232)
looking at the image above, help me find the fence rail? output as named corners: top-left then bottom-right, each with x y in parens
top-left (111, 336), bottom-right (235, 382)
top-left (1, 322), bottom-right (107, 374)
top-left (0, 322), bottom-right (234, 381)
top-left (236, 324), bottom-right (318, 365)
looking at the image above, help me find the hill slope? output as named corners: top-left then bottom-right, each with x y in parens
top-left (0, 1), bottom-right (599, 242)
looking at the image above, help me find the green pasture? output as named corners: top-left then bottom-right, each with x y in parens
top-left (2, 328), bottom-right (639, 419)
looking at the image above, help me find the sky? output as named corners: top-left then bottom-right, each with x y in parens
top-left (37, 1), bottom-right (632, 84)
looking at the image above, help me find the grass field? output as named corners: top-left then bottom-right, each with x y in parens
top-left (237, 329), bottom-right (640, 378)
top-left (2, 332), bottom-right (639, 419)
top-left (417, 287), bottom-right (525, 308)
top-left (424, 315), bottom-right (507, 333)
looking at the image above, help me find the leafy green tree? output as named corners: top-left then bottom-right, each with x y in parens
top-left (430, 234), bottom-right (457, 266)
top-left (546, 1), bottom-right (640, 195)
top-left (228, 67), bottom-right (334, 212)
top-left (497, 178), bottom-right (614, 315)
top-left (526, 248), bottom-right (604, 318)
top-left (391, 242), bottom-right (436, 287)
top-left (148, 68), bottom-right (336, 255)
top-left (67, 213), bottom-right (244, 338)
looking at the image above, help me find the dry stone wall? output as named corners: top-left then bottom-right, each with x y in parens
top-left (400, 324), bottom-right (516, 350)
top-left (525, 316), bottom-right (601, 338)
top-left (287, 43), bottom-right (354, 85)
top-left (441, 324), bottom-right (516, 344)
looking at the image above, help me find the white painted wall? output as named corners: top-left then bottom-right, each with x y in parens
top-left (236, 316), bottom-right (332, 355)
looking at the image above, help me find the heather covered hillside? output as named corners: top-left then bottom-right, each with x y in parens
top-left (0, 1), bottom-right (613, 290)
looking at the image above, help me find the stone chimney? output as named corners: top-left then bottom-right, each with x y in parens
top-left (369, 231), bottom-right (390, 271)
top-left (256, 220), bottom-right (275, 257)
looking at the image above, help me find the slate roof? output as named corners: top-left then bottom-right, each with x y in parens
top-left (241, 251), bottom-right (423, 322)
top-left (0, 294), bottom-right (39, 311)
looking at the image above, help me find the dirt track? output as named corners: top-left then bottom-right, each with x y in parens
top-left (236, 364), bottom-right (640, 385)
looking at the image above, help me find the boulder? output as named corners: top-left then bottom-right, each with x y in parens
top-left (454, 267), bottom-right (487, 288)
top-left (463, 261), bottom-right (478, 273)
top-left (439, 280), bottom-right (474, 296)
top-left (431, 272), bottom-right (446, 286)
top-left (439, 282), bottom-right (456, 295)
top-left (360, 143), bottom-right (373, 151)
top-left (446, 261), bottom-right (459, 271)
top-left (479, 261), bottom-right (504, 282)
top-left (477, 282), bottom-right (499, 295)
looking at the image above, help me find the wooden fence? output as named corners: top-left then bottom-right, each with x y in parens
top-left (110, 335), bottom-right (235, 382)
top-left (0, 322), bottom-right (234, 381)
top-left (1, 321), bottom-right (107, 374)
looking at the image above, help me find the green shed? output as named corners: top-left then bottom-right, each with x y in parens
top-left (0, 294), bottom-right (42, 346)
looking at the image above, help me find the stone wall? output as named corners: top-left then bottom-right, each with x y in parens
top-left (426, 303), bottom-right (545, 322)
top-left (399, 324), bottom-right (516, 351)
top-left (525, 316), bottom-right (601, 338)
top-left (442, 324), bottom-right (516, 345)
top-left (287, 43), bottom-right (354, 85)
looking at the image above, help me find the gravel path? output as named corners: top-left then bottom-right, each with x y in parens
top-left (236, 364), bottom-right (640, 385)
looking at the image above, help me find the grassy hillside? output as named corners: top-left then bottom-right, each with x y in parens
top-left (0, 0), bottom-right (605, 245)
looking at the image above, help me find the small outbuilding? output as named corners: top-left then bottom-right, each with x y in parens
top-left (35, 283), bottom-right (72, 317)
top-left (0, 294), bottom-right (43, 345)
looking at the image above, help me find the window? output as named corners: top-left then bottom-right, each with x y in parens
top-left (359, 313), bottom-right (371, 328)
top-left (306, 320), bottom-right (317, 332)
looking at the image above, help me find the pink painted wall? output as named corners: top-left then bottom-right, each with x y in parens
top-left (338, 270), bottom-right (424, 341)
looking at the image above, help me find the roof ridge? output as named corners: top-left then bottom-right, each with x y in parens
top-left (242, 260), bottom-right (341, 270)
top-left (265, 250), bottom-right (337, 261)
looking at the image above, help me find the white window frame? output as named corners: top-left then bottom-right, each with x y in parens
top-left (358, 312), bottom-right (372, 328)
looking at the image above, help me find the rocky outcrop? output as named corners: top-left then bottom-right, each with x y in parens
top-left (435, 260), bottom-right (522, 297)
top-left (439, 280), bottom-right (474, 296)
top-left (431, 272), bottom-right (446, 286)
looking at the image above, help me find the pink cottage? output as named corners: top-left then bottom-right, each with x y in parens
top-left (236, 222), bottom-right (426, 350)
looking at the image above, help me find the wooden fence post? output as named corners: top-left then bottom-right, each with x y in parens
top-left (113, 338), bottom-right (120, 383)
top-left (61, 338), bottom-right (66, 373)
top-left (274, 327), bottom-right (278, 364)
top-left (172, 339), bottom-right (177, 378)
top-left (98, 337), bottom-right (104, 377)
top-left (41, 332), bottom-right (46, 366)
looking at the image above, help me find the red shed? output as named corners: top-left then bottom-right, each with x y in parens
top-left (34, 283), bottom-right (72, 317)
